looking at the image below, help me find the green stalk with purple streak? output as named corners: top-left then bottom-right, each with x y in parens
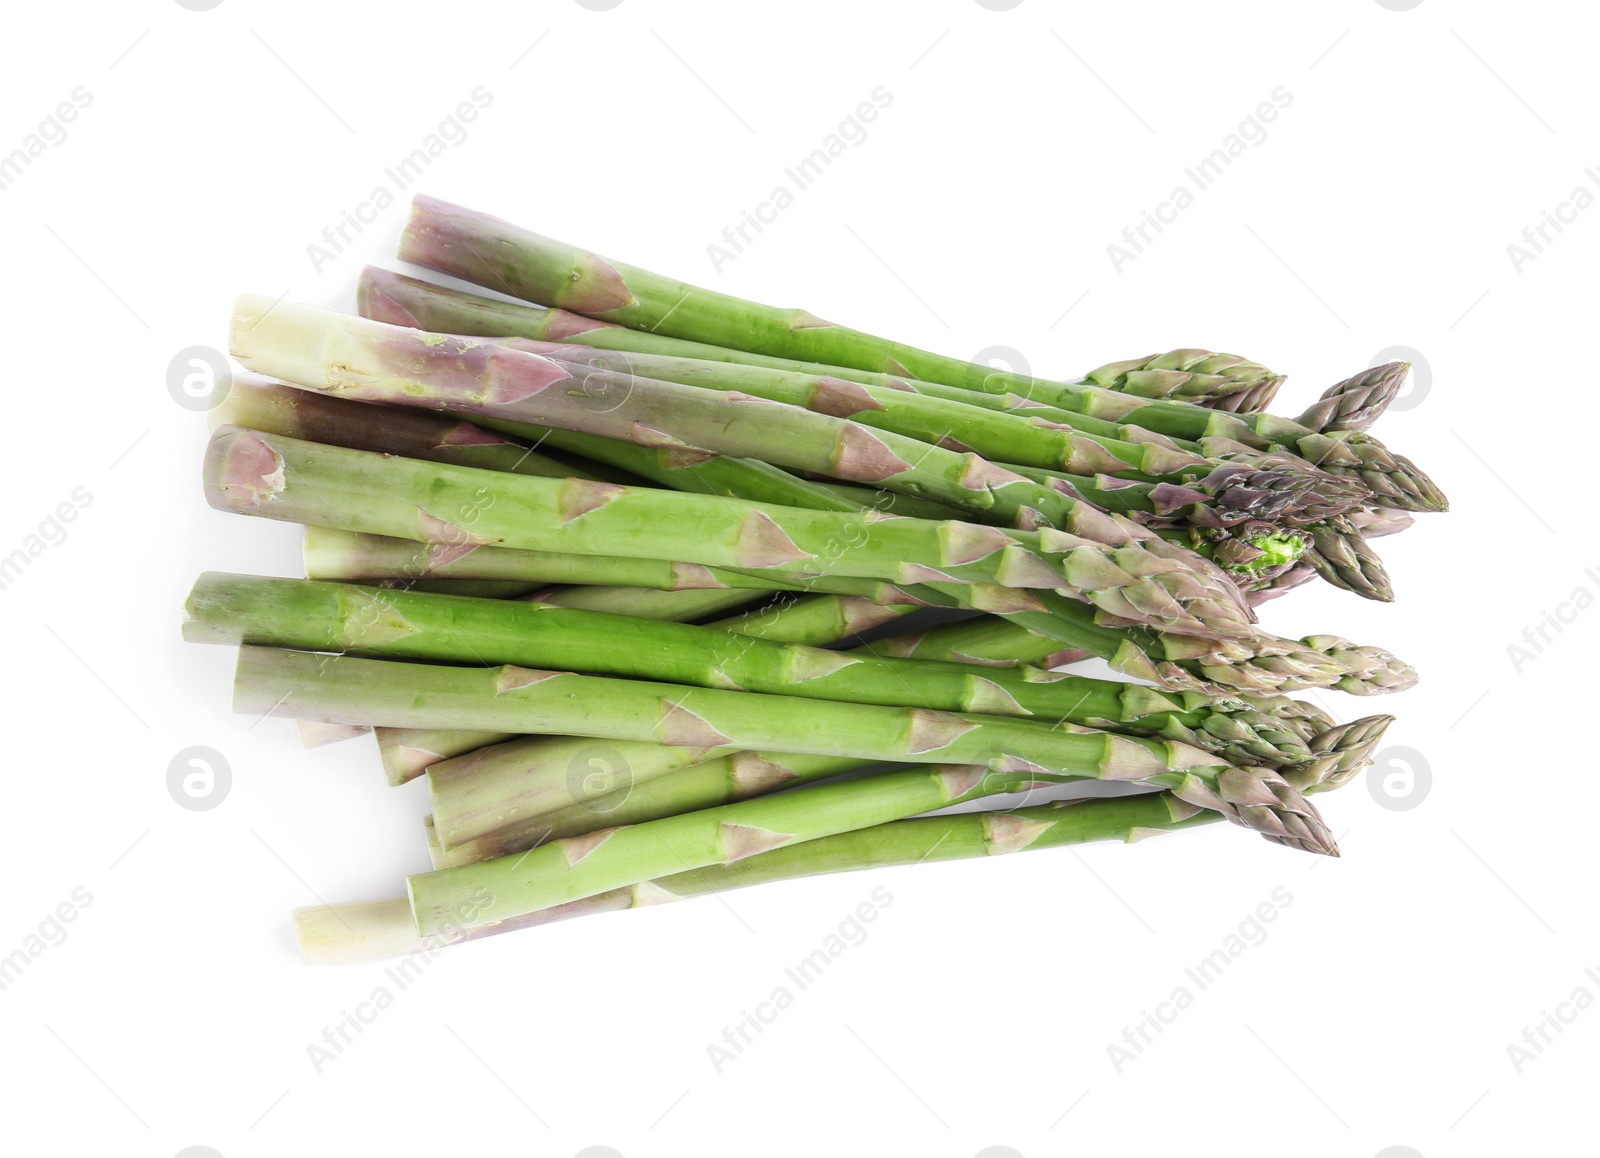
top-left (228, 297), bottom-right (1262, 642)
top-left (394, 196), bottom-right (1446, 512)
top-left (233, 645), bottom-right (1337, 879)
top-left (206, 422), bottom-right (1256, 642)
top-left (295, 790), bottom-right (1222, 963)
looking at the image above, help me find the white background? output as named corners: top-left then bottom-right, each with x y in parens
top-left (1, 1), bottom-right (1590, 1155)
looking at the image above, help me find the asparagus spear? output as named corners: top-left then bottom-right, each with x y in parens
top-left (234, 646), bottom-right (1335, 866)
top-left (396, 196), bottom-right (1445, 513)
top-left (1282, 714), bottom-right (1395, 793)
top-left (207, 426), bottom-right (1255, 639)
top-left (1000, 459), bottom-right (1363, 531)
top-left (404, 748), bottom-right (1331, 936)
top-left (461, 338), bottom-right (1220, 482)
top-left (211, 374), bottom-right (610, 481)
top-left (372, 588), bottom-right (918, 785)
top-left (1083, 350), bottom-right (1283, 411)
top-left (189, 573), bottom-right (1314, 764)
top-left (1346, 507), bottom-right (1414, 539)
top-left (305, 525), bottom-right (1413, 697)
top-left (1293, 362), bottom-right (1410, 434)
top-left (1304, 515), bottom-right (1395, 602)
top-left (297, 791), bottom-right (1221, 963)
top-left (230, 297), bottom-right (1234, 552)
top-left (360, 266), bottom-right (1352, 489)
top-left (440, 706), bottom-right (1375, 868)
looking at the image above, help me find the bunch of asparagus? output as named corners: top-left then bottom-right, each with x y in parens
top-left (186, 195), bottom-right (1445, 963)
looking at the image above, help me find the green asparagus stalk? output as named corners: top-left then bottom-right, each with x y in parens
top-left (230, 297), bottom-right (1238, 554)
top-left (361, 267), bottom-right (1348, 491)
top-left (396, 196), bottom-right (1445, 513)
top-left (372, 588), bottom-right (917, 784)
top-left (465, 338), bottom-right (1221, 481)
top-left (296, 791), bottom-right (1221, 963)
top-left (210, 374), bottom-right (607, 481)
top-left (404, 746), bottom-right (1332, 936)
top-left (207, 426), bottom-right (1255, 639)
top-left (234, 646), bottom-right (1335, 864)
top-left (187, 574), bottom-right (1315, 767)
top-left (443, 704), bottom-right (1370, 867)
top-left (305, 525), bottom-right (1412, 698)
top-left (1293, 362), bottom-right (1410, 434)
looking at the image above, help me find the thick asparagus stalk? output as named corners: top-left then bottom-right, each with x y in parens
top-left (187, 574), bottom-right (1314, 768)
top-left (231, 297), bottom-right (1259, 592)
top-left (373, 588), bottom-right (918, 784)
top-left (361, 266), bottom-right (1359, 497)
top-left (297, 791), bottom-right (1221, 963)
top-left (1293, 362), bottom-right (1409, 435)
top-left (305, 525), bottom-right (1412, 697)
top-left (234, 646), bottom-right (1335, 861)
top-left (462, 338), bottom-right (1220, 482)
top-left (207, 426), bottom-right (1253, 639)
top-left (397, 196), bottom-right (1445, 513)
top-left (210, 374), bottom-right (606, 481)
top-left (405, 747), bottom-right (1332, 936)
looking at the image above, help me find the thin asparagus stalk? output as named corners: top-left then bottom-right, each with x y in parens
top-left (296, 790), bottom-right (1221, 963)
top-left (459, 338), bottom-right (1222, 482)
top-left (440, 752), bottom-right (884, 865)
top-left (372, 588), bottom-right (917, 784)
top-left (186, 575), bottom-right (1315, 769)
top-left (405, 747), bottom-right (1331, 936)
top-left (396, 196), bottom-right (1445, 513)
top-left (229, 298), bottom-right (1252, 576)
top-left (1293, 362), bottom-right (1410, 434)
top-left (233, 646), bottom-right (1335, 866)
top-left (444, 705), bottom-right (1373, 867)
top-left (305, 526), bottom-right (932, 609)
top-left (207, 425), bottom-right (1254, 639)
top-left (360, 268), bottom-right (1345, 491)
top-left (306, 525), bottom-right (1412, 697)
